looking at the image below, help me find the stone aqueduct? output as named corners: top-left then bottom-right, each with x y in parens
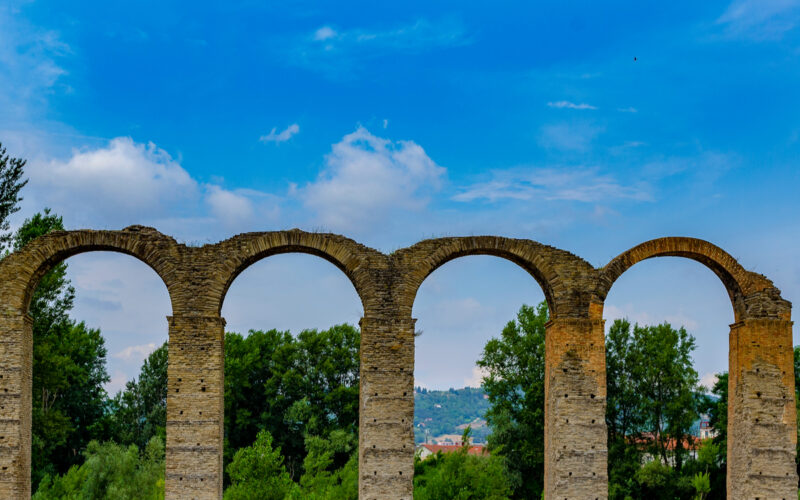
top-left (0, 226), bottom-right (795, 499)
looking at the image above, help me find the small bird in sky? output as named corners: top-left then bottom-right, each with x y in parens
top-left (634, 57), bottom-right (637, 61)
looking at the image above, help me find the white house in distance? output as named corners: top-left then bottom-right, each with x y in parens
top-left (415, 443), bottom-right (489, 461)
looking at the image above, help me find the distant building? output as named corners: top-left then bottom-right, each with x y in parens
top-left (697, 416), bottom-right (718, 440)
top-left (415, 443), bottom-right (489, 461)
top-left (635, 433), bottom-right (703, 465)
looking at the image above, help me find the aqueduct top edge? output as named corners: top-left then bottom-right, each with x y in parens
top-left (0, 228), bottom-right (788, 322)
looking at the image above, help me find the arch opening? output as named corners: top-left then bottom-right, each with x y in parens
top-left (405, 246), bottom-right (557, 318)
top-left (24, 250), bottom-right (172, 496)
top-left (213, 232), bottom-right (375, 316)
top-left (411, 254), bottom-right (547, 499)
top-left (600, 238), bottom-right (750, 322)
top-left (602, 256), bottom-right (734, 499)
top-left (219, 252), bottom-right (364, 495)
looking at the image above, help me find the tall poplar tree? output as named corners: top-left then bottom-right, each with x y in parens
top-left (0, 142), bottom-right (28, 248)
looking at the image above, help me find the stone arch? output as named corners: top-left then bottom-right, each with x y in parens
top-left (391, 236), bottom-right (593, 318)
top-left (597, 237), bottom-right (776, 322)
top-left (208, 230), bottom-right (386, 316)
top-left (0, 226), bottom-right (181, 315)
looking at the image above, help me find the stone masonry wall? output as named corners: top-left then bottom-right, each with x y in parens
top-left (728, 318), bottom-right (797, 499)
top-left (545, 318), bottom-right (608, 500)
top-left (0, 228), bottom-right (793, 500)
top-left (165, 315), bottom-right (226, 500)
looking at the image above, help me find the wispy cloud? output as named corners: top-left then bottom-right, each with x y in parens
top-left (452, 167), bottom-right (652, 204)
top-left (260, 123), bottom-right (300, 144)
top-left (618, 107), bottom-right (638, 113)
top-left (547, 101), bottom-right (597, 110)
top-left (717, 0), bottom-right (800, 40)
top-left (0, 5), bottom-right (71, 122)
top-left (286, 18), bottom-right (470, 77)
top-left (539, 122), bottom-right (604, 152)
top-left (300, 126), bottom-right (445, 231)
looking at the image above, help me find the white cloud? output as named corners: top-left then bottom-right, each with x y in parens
top-left (28, 137), bottom-right (198, 227)
top-left (699, 372), bottom-right (720, 392)
top-left (300, 126), bottom-right (445, 231)
top-left (206, 185), bottom-right (255, 226)
top-left (313, 26), bottom-right (337, 41)
top-left (547, 101), bottom-right (597, 110)
top-left (464, 365), bottom-right (489, 388)
top-left (114, 343), bottom-right (157, 361)
top-left (453, 167), bottom-right (652, 204)
top-left (260, 123), bottom-right (300, 144)
top-left (618, 107), bottom-right (638, 113)
top-left (717, 0), bottom-right (800, 39)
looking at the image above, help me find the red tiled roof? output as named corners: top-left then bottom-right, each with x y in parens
top-left (630, 433), bottom-right (704, 451)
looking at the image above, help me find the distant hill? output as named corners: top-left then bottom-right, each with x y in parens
top-left (414, 386), bottom-right (492, 444)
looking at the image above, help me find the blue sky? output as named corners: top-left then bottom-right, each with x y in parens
top-left (1, 0), bottom-right (799, 392)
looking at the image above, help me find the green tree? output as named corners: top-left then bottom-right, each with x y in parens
top-left (634, 322), bottom-right (699, 468)
top-left (224, 324), bottom-right (360, 481)
top-left (290, 430), bottom-right (358, 500)
top-left (633, 459), bottom-right (679, 500)
top-left (0, 142), bottom-right (28, 248)
top-left (13, 211), bottom-right (110, 487)
top-left (698, 372), bottom-right (727, 499)
top-left (477, 302), bottom-right (547, 499)
top-left (106, 342), bottom-right (168, 449)
top-left (606, 319), bottom-right (704, 499)
top-left (224, 430), bottom-right (297, 500)
top-left (795, 346), bottom-right (800, 481)
top-left (606, 319), bottom-right (646, 499)
top-left (606, 320), bottom-right (699, 466)
top-left (33, 436), bottom-right (165, 500)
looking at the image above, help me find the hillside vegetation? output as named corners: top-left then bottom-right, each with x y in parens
top-left (414, 387), bottom-right (491, 444)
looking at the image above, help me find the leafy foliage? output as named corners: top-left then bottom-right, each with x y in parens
top-left (477, 302), bottom-right (547, 499)
top-left (32, 437), bottom-right (165, 500)
top-left (224, 324), bottom-right (359, 481)
top-left (224, 430), bottom-right (296, 500)
top-left (606, 318), bottom-right (725, 500)
top-left (0, 142), bottom-right (28, 247)
top-left (223, 428), bottom-right (358, 500)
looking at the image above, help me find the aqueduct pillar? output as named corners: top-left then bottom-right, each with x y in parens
top-left (544, 315), bottom-right (608, 499)
top-left (728, 316), bottom-right (797, 498)
top-left (0, 312), bottom-right (32, 497)
top-left (358, 314), bottom-right (416, 500)
top-left (165, 314), bottom-right (226, 500)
